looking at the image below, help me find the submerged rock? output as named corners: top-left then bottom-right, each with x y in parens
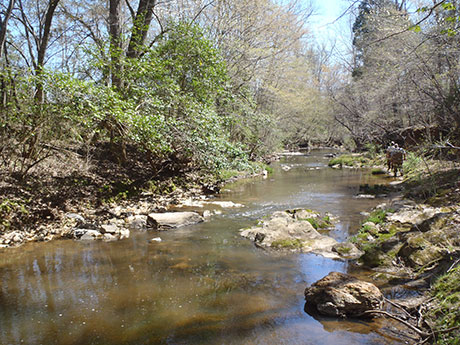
top-left (147, 212), bottom-right (204, 230)
top-left (240, 209), bottom-right (338, 258)
top-left (304, 272), bottom-right (383, 317)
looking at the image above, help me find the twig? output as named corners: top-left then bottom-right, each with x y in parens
top-left (447, 258), bottom-right (460, 272)
top-left (384, 297), bottom-right (416, 319)
top-left (362, 310), bottom-right (430, 337)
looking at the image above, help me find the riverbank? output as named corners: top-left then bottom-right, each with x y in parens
top-left (342, 152), bottom-right (460, 344)
top-left (0, 144), bottom-right (269, 248)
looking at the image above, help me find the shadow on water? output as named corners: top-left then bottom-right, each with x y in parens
top-left (0, 150), bottom-right (408, 345)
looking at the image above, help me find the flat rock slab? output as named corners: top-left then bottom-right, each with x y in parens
top-left (386, 207), bottom-right (439, 225)
top-left (147, 212), bottom-right (204, 230)
top-left (305, 272), bottom-right (383, 317)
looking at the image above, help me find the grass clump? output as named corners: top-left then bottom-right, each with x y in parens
top-left (426, 265), bottom-right (460, 344)
top-left (271, 239), bottom-right (304, 249)
top-left (301, 216), bottom-right (332, 230)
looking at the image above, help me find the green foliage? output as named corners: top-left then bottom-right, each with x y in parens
top-left (1, 21), bottom-right (256, 175)
top-left (427, 265), bottom-right (460, 344)
top-left (0, 199), bottom-right (29, 232)
top-left (367, 209), bottom-right (391, 224)
top-left (334, 244), bottom-right (352, 255)
top-left (403, 151), bottom-right (424, 177)
top-left (303, 216), bottom-right (332, 230)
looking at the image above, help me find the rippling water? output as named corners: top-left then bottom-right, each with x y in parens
top-left (0, 150), bottom-right (409, 344)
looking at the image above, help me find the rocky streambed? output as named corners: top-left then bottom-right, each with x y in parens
top-left (2, 150), bottom-right (457, 345)
top-left (0, 193), bottom-right (242, 248)
top-left (239, 208), bottom-right (363, 259)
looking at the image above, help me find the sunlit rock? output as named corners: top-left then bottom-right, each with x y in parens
top-left (147, 212), bottom-right (204, 230)
top-left (332, 242), bottom-right (364, 259)
top-left (386, 206), bottom-right (438, 225)
top-left (305, 272), bottom-right (383, 317)
top-left (239, 209), bottom-right (338, 258)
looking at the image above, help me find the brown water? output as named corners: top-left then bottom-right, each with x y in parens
top-left (0, 150), bottom-right (410, 345)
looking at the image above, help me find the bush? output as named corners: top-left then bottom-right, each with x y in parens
top-left (0, 22), bottom-right (254, 176)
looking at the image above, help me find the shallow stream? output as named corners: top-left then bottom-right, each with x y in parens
top-left (0, 150), bottom-right (408, 345)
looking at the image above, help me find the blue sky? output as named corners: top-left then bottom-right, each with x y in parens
top-left (308, 0), bottom-right (351, 56)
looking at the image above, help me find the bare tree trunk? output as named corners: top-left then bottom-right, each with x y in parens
top-left (35, 0), bottom-right (60, 104)
top-left (0, 0), bottom-right (15, 108)
top-left (126, 0), bottom-right (156, 59)
top-left (109, 0), bottom-right (123, 89)
top-left (0, 0), bottom-right (15, 59)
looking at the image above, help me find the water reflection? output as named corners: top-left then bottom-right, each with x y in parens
top-left (0, 150), bottom-right (404, 345)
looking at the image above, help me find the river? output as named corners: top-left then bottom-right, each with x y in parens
top-left (0, 150), bottom-right (408, 345)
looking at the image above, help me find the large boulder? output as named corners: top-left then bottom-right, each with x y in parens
top-left (147, 212), bottom-right (204, 230)
top-left (304, 272), bottom-right (383, 317)
top-left (240, 209), bottom-right (338, 258)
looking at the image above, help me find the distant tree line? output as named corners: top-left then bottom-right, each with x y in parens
top-left (331, 0), bottom-right (460, 151)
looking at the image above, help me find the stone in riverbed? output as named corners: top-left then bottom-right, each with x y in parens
top-left (103, 233), bottom-right (118, 242)
top-left (147, 212), bottom-right (204, 230)
top-left (100, 224), bottom-right (118, 234)
top-left (304, 272), bottom-right (383, 317)
top-left (386, 206), bottom-right (439, 225)
top-left (79, 230), bottom-right (103, 241)
top-left (239, 209), bottom-right (338, 258)
top-left (73, 224), bottom-right (129, 241)
top-left (332, 242), bottom-right (364, 259)
top-left (65, 213), bottom-right (85, 224)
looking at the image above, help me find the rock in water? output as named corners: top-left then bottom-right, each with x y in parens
top-left (239, 209), bottom-right (338, 258)
top-left (147, 212), bottom-right (204, 229)
top-left (304, 272), bottom-right (383, 317)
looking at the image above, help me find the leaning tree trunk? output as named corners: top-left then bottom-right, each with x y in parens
top-left (34, 0), bottom-right (60, 104)
top-left (126, 0), bottom-right (157, 59)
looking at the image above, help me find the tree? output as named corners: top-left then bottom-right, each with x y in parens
top-left (0, 0), bottom-right (16, 108)
top-left (0, 0), bottom-right (15, 59)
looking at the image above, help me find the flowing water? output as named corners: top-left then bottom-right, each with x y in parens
top-left (0, 150), bottom-right (410, 345)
